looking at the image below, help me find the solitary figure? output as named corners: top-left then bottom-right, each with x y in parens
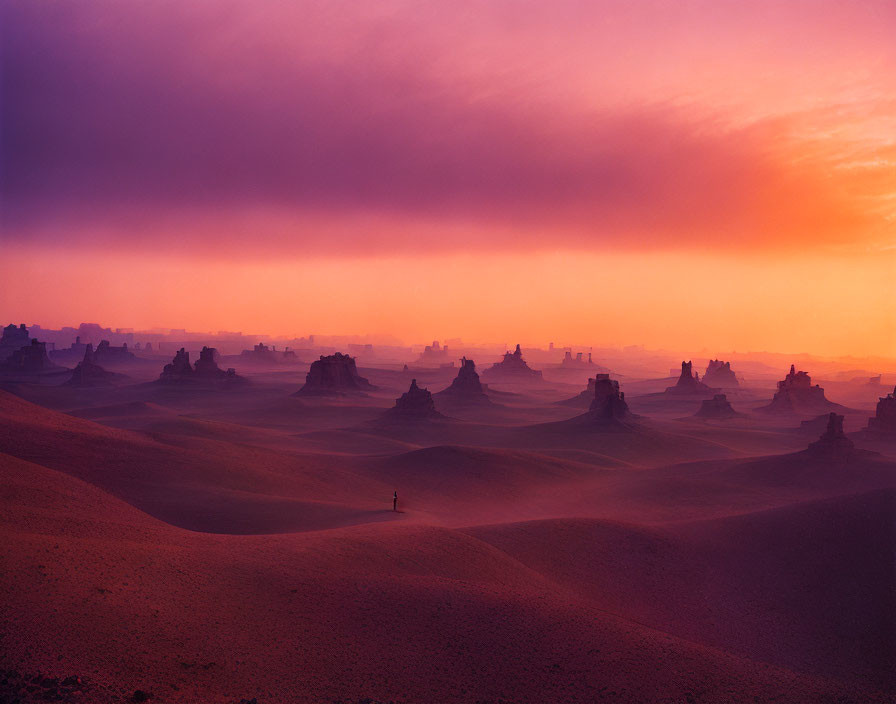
top-left (393, 490), bottom-right (398, 512)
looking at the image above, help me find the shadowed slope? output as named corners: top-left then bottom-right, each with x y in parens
top-left (0, 390), bottom-right (395, 533)
top-left (1, 454), bottom-right (885, 704)
top-left (351, 444), bottom-right (625, 524)
top-left (466, 490), bottom-right (896, 691)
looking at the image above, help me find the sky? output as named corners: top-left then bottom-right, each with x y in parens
top-left (1, 0), bottom-right (895, 356)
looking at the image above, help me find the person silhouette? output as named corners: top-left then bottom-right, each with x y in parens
top-left (392, 491), bottom-right (398, 512)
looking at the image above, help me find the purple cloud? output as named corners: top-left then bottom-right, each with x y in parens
top-left (1, 0), bottom-right (892, 255)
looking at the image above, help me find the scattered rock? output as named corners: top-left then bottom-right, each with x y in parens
top-left (240, 343), bottom-right (299, 364)
top-left (415, 340), bottom-right (449, 365)
top-left (434, 358), bottom-right (492, 406)
top-left (695, 393), bottom-right (740, 419)
top-left (295, 352), bottom-right (373, 395)
top-left (665, 361), bottom-right (716, 396)
top-left (1, 339), bottom-right (59, 373)
top-left (0, 322), bottom-right (31, 362)
top-left (865, 385), bottom-right (896, 435)
top-left (757, 365), bottom-right (844, 415)
top-left (65, 344), bottom-right (117, 387)
top-left (482, 344), bottom-right (542, 382)
top-left (560, 350), bottom-right (606, 370)
top-left (383, 379), bottom-right (443, 420)
top-left (702, 359), bottom-right (739, 387)
top-left (159, 347), bottom-right (194, 381)
top-left (193, 346), bottom-right (228, 378)
top-left (588, 374), bottom-right (632, 423)
top-left (807, 412), bottom-right (854, 458)
top-left (93, 340), bottom-right (135, 364)
top-left (158, 347), bottom-right (242, 384)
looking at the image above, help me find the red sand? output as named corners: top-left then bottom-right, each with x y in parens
top-left (1, 386), bottom-right (894, 703)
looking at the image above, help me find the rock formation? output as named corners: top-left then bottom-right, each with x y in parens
top-left (560, 350), bottom-right (599, 368)
top-left (48, 336), bottom-right (91, 366)
top-left (757, 365), bottom-right (843, 415)
top-left (94, 340), bottom-right (135, 364)
top-left (415, 340), bottom-right (449, 365)
top-left (383, 379), bottom-right (443, 420)
top-left (702, 360), bottom-right (739, 387)
top-left (0, 323), bottom-right (31, 362)
top-left (160, 348), bottom-right (194, 381)
top-left (65, 344), bottom-right (117, 386)
top-left (807, 413), bottom-right (854, 458)
top-left (695, 393), bottom-right (740, 419)
top-left (587, 374), bottom-right (631, 422)
top-left (482, 344), bottom-right (543, 381)
top-left (434, 358), bottom-right (492, 406)
top-left (159, 347), bottom-right (241, 383)
top-left (295, 352), bottom-right (373, 395)
top-left (240, 343), bottom-right (299, 364)
top-left (193, 346), bottom-right (230, 378)
top-left (865, 386), bottom-right (896, 435)
top-left (665, 361), bottom-right (716, 395)
top-left (1, 339), bottom-right (58, 373)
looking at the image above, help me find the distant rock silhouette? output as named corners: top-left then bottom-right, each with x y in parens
top-left (240, 343), bottom-right (299, 364)
top-left (159, 348), bottom-right (194, 382)
top-left (807, 413), bottom-right (854, 458)
top-left (695, 393), bottom-right (740, 419)
top-left (702, 360), bottom-right (739, 387)
top-left (665, 361), bottom-right (716, 395)
top-left (94, 340), bottom-right (135, 364)
top-left (383, 379), bottom-right (443, 420)
top-left (482, 344), bottom-right (543, 382)
top-left (865, 385), bottom-right (896, 435)
top-left (65, 344), bottom-right (117, 387)
top-left (757, 365), bottom-right (845, 415)
top-left (49, 335), bottom-right (92, 366)
top-left (158, 346), bottom-right (241, 384)
top-left (434, 358), bottom-right (492, 406)
top-left (548, 374), bottom-right (637, 432)
top-left (194, 346), bottom-right (237, 379)
top-left (295, 352), bottom-right (373, 395)
top-left (415, 340), bottom-right (449, 365)
top-left (1, 339), bottom-right (58, 373)
top-left (560, 350), bottom-right (607, 371)
top-left (588, 374), bottom-right (632, 422)
top-left (0, 323), bottom-right (31, 362)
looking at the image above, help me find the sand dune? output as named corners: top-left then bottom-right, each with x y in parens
top-left (0, 390), bottom-right (395, 533)
top-left (2, 367), bottom-right (894, 704)
top-left (3, 454), bottom-right (888, 703)
top-left (466, 489), bottom-right (895, 690)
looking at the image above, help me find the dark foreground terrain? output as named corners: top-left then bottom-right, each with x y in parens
top-left (1, 361), bottom-right (894, 703)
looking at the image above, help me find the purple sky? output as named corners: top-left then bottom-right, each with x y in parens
top-left (2, 0), bottom-right (894, 256)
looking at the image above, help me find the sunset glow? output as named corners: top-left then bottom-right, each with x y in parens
top-left (2, 0), bottom-right (895, 356)
top-left (3, 5), bottom-right (896, 701)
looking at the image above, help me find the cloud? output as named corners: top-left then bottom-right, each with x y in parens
top-left (1, 0), bottom-right (893, 256)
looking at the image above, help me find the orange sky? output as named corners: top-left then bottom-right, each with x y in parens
top-left (3, 247), bottom-right (894, 358)
top-left (1, 0), bottom-right (894, 357)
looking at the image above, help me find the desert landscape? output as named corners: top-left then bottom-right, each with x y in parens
top-left (1, 328), bottom-right (894, 703)
top-left (3, 0), bottom-right (895, 701)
